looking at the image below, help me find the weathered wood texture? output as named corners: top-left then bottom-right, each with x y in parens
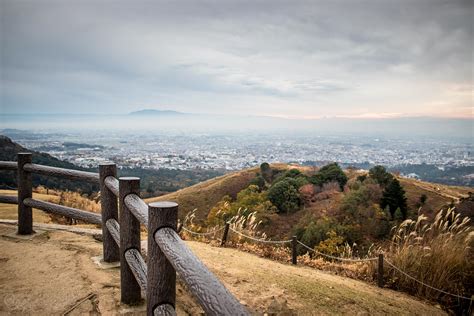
top-left (154, 304), bottom-right (176, 316)
top-left (119, 177), bottom-right (142, 304)
top-left (220, 223), bottom-right (230, 246)
top-left (0, 195), bottom-right (18, 204)
top-left (125, 248), bottom-right (148, 292)
top-left (124, 193), bottom-right (149, 226)
top-left (18, 153), bottom-right (33, 234)
top-left (154, 227), bottom-right (249, 316)
top-left (147, 202), bottom-right (178, 315)
top-left (100, 164), bottom-right (120, 262)
top-left (291, 236), bottom-right (297, 265)
top-left (378, 253), bottom-right (384, 288)
top-left (23, 163), bottom-right (99, 183)
top-left (24, 198), bottom-right (102, 225)
top-left (106, 218), bottom-right (120, 247)
top-left (104, 176), bottom-right (119, 197)
top-left (0, 161), bottom-right (18, 171)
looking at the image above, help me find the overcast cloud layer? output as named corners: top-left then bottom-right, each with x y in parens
top-left (1, 0), bottom-right (472, 118)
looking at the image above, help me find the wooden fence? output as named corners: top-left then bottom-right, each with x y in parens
top-left (0, 153), bottom-right (248, 316)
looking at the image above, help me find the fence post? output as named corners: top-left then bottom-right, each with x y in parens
top-left (119, 177), bottom-right (142, 305)
top-left (147, 201), bottom-right (178, 315)
top-left (377, 253), bottom-right (384, 288)
top-left (291, 236), bottom-right (297, 265)
top-left (17, 153), bottom-right (33, 235)
top-left (220, 222), bottom-right (230, 246)
top-left (99, 163), bottom-right (119, 263)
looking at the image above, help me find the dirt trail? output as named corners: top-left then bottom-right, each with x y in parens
top-left (0, 223), bottom-right (445, 315)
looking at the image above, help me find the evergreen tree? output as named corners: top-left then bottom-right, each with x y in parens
top-left (380, 178), bottom-right (408, 219)
top-left (394, 207), bottom-right (404, 221)
top-left (369, 165), bottom-right (394, 187)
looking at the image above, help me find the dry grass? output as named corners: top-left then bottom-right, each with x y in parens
top-left (0, 188), bottom-right (100, 225)
top-left (146, 168), bottom-right (259, 223)
top-left (384, 208), bottom-right (473, 310)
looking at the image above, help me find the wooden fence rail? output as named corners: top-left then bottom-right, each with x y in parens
top-left (0, 161), bottom-right (18, 170)
top-left (24, 198), bottom-right (102, 225)
top-left (23, 163), bottom-right (100, 183)
top-left (0, 195), bottom-right (18, 204)
top-left (0, 153), bottom-right (249, 315)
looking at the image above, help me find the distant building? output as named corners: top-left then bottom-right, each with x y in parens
top-left (404, 173), bottom-right (420, 179)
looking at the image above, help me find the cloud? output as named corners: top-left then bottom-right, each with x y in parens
top-left (0, 0), bottom-right (472, 117)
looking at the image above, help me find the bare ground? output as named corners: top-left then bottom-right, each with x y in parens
top-left (0, 223), bottom-right (445, 316)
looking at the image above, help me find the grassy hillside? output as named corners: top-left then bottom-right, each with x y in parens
top-left (146, 167), bottom-right (259, 221)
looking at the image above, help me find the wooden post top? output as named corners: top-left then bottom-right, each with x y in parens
top-left (119, 176), bottom-right (140, 181)
top-left (149, 201), bottom-right (178, 209)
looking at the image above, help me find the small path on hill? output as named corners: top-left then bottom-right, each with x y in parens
top-left (0, 223), bottom-right (445, 315)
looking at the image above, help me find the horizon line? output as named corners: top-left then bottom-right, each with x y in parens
top-left (1, 112), bottom-right (473, 121)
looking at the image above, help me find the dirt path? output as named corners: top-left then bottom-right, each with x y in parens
top-left (0, 223), bottom-right (445, 315)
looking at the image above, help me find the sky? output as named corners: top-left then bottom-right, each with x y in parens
top-left (1, 0), bottom-right (472, 119)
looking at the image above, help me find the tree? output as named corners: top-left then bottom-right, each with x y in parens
top-left (369, 165), bottom-right (393, 187)
top-left (394, 207), bottom-right (404, 221)
top-left (309, 162), bottom-right (347, 190)
top-left (419, 194), bottom-right (428, 206)
top-left (272, 169), bottom-right (308, 188)
top-left (260, 162), bottom-right (273, 183)
top-left (267, 179), bottom-right (301, 214)
top-left (284, 169), bottom-right (302, 178)
top-left (380, 178), bottom-right (408, 219)
top-left (249, 175), bottom-right (265, 191)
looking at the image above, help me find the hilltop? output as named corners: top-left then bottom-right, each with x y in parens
top-left (146, 163), bottom-right (472, 232)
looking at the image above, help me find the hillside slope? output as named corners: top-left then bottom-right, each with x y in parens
top-left (146, 164), bottom-right (471, 226)
top-left (0, 223), bottom-right (445, 315)
top-left (145, 167), bottom-right (259, 221)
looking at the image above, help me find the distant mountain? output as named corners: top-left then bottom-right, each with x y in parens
top-left (129, 109), bottom-right (187, 116)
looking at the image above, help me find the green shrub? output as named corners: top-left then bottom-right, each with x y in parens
top-left (309, 163), bottom-right (347, 190)
top-left (249, 175), bottom-right (266, 191)
top-left (267, 179), bottom-right (301, 214)
top-left (294, 217), bottom-right (348, 255)
top-left (207, 185), bottom-right (276, 226)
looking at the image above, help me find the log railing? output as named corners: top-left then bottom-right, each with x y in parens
top-left (0, 153), bottom-right (248, 315)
